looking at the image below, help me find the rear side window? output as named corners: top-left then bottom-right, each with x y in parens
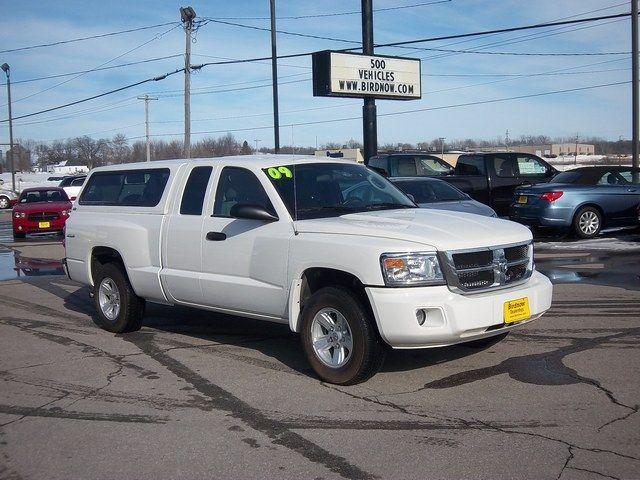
top-left (456, 156), bottom-right (486, 175)
top-left (71, 177), bottom-right (85, 186)
top-left (213, 167), bottom-right (275, 217)
top-left (180, 166), bottom-right (213, 215)
top-left (79, 169), bottom-right (170, 206)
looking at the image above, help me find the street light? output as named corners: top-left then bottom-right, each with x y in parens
top-left (1, 63), bottom-right (15, 192)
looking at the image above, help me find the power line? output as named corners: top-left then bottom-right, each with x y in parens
top-left (4, 24), bottom-right (181, 106)
top-left (209, 0), bottom-right (451, 20)
top-left (0, 22), bottom-right (180, 54)
top-left (127, 81), bottom-right (629, 140)
top-left (0, 55), bottom-right (183, 87)
top-left (0, 69), bottom-right (184, 123)
top-left (191, 13), bottom-right (634, 70)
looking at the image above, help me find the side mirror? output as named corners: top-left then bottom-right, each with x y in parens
top-left (229, 204), bottom-right (278, 222)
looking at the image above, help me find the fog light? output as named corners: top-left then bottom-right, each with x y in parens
top-left (416, 309), bottom-right (426, 326)
top-left (18, 226), bottom-right (23, 230)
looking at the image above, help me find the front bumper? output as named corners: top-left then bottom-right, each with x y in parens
top-left (13, 218), bottom-right (67, 234)
top-left (365, 270), bottom-right (553, 349)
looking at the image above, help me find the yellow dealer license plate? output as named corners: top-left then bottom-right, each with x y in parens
top-left (504, 297), bottom-right (530, 324)
top-left (517, 195), bottom-right (528, 204)
top-left (38, 221), bottom-right (50, 229)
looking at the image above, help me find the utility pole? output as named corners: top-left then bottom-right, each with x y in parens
top-left (632, 0), bottom-right (638, 177)
top-left (362, 0), bottom-right (377, 164)
top-left (574, 132), bottom-right (579, 165)
top-left (137, 94), bottom-right (158, 162)
top-left (439, 137), bottom-right (446, 158)
top-left (270, 0), bottom-right (280, 154)
top-left (254, 139), bottom-right (260, 152)
top-left (180, 6), bottom-right (196, 159)
top-left (1, 63), bottom-right (15, 191)
top-left (505, 129), bottom-right (510, 150)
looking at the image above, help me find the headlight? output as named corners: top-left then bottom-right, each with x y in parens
top-left (380, 252), bottom-right (445, 286)
top-left (13, 211), bottom-right (25, 218)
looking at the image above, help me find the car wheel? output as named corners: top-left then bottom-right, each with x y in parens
top-left (300, 287), bottom-right (385, 385)
top-left (93, 262), bottom-right (144, 333)
top-left (0, 196), bottom-right (10, 209)
top-left (12, 232), bottom-right (25, 239)
top-left (573, 206), bottom-right (602, 239)
top-left (462, 332), bottom-right (509, 349)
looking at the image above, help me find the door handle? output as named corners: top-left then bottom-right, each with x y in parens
top-left (628, 188), bottom-right (637, 192)
top-left (206, 231), bottom-right (226, 241)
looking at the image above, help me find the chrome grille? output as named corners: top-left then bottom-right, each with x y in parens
top-left (28, 212), bottom-right (59, 221)
top-left (440, 242), bottom-right (533, 294)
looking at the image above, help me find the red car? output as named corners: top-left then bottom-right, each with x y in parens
top-left (12, 187), bottom-right (72, 239)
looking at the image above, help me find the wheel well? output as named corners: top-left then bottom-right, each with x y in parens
top-left (573, 203), bottom-right (604, 225)
top-left (90, 247), bottom-right (125, 284)
top-left (300, 268), bottom-right (374, 319)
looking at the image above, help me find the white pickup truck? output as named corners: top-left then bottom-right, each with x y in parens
top-left (65, 155), bottom-right (552, 384)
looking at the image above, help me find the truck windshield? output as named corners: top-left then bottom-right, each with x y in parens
top-left (263, 162), bottom-right (416, 220)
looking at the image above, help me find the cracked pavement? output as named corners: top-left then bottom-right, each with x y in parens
top-left (0, 212), bottom-right (638, 479)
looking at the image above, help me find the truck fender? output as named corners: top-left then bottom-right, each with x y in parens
top-left (288, 278), bottom-right (303, 333)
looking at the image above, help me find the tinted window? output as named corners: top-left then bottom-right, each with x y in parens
top-left (20, 189), bottom-right (69, 203)
top-left (390, 155), bottom-right (451, 177)
top-left (70, 177), bottom-right (86, 187)
top-left (264, 163), bottom-right (415, 220)
top-left (368, 156), bottom-right (387, 170)
top-left (456, 156), bottom-right (486, 175)
top-left (493, 155), bottom-right (518, 178)
top-left (597, 170), bottom-right (634, 185)
top-left (394, 180), bottom-right (467, 203)
top-left (180, 166), bottom-right (213, 215)
top-left (80, 169), bottom-right (170, 206)
top-left (617, 169), bottom-right (640, 184)
top-left (552, 171), bottom-right (584, 184)
top-left (213, 167), bottom-right (275, 217)
top-left (517, 155), bottom-right (548, 176)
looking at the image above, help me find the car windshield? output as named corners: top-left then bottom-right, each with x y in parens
top-left (393, 180), bottom-right (467, 203)
top-left (19, 189), bottom-right (69, 203)
top-left (551, 171), bottom-right (583, 184)
top-left (263, 162), bottom-right (416, 220)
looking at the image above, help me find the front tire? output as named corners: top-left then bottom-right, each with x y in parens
top-left (300, 287), bottom-right (385, 385)
top-left (573, 206), bottom-right (602, 239)
top-left (0, 196), bottom-right (10, 209)
top-left (12, 232), bottom-right (25, 239)
top-left (93, 262), bottom-right (144, 333)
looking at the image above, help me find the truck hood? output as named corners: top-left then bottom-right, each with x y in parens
top-left (294, 208), bottom-right (532, 251)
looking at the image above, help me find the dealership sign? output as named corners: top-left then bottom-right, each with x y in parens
top-left (312, 50), bottom-right (421, 100)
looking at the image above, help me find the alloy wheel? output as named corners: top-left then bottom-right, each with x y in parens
top-left (98, 277), bottom-right (121, 321)
top-left (579, 211), bottom-right (600, 236)
top-left (310, 307), bottom-right (354, 368)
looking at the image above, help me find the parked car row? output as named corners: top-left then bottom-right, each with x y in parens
top-left (371, 152), bottom-right (640, 238)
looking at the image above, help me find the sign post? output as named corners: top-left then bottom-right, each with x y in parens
top-left (362, 0), bottom-right (376, 164)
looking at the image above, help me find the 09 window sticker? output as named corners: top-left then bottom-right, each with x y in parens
top-left (267, 167), bottom-right (293, 179)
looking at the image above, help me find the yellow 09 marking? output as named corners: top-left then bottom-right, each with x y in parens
top-left (268, 166), bottom-right (293, 179)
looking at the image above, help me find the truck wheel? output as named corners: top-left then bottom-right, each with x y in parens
top-left (93, 262), bottom-right (144, 333)
top-left (463, 332), bottom-right (509, 349)
top-left (573, 206), bottom-right (602, 239)
top-left (300, 287), bottom-right (385, 385)
top-left (0, 196), bottom-right (10, 209)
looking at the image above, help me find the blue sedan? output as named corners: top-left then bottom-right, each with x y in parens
top-left (509, 166), bottom-right (640, 238)
top-left (390, 177), bottom-right (497, 217)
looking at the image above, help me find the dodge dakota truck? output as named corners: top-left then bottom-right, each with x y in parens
top-left (65, 155), bottom-right (553, 385)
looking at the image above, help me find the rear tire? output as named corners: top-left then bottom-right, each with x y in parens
top-left (93, 262), bottom-right (144, 333)
top-left (300, 287), bottom-right (385, 385)
top-left (462, 332), bottom-right (509, 349)
top-left (573, 206), bottom-right (602, 239)
top-left (0, 196), bottom-right (10, 209)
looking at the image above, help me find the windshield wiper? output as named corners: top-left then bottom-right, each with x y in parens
top-left (297, 205), bottom-right (357, 214)
top-left (363, 203), bottom-right (415, 211)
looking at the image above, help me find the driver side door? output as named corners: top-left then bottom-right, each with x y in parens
top-left (200, 167), bottom-right (293, 319)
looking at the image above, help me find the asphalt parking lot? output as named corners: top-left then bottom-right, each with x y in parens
top-left (0, 209), bottom-right (638, 480)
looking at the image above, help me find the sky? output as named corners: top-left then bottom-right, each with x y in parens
top-left (0, 0), bottom-right (634, 149)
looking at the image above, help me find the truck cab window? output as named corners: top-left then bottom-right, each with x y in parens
top-left (180, 166), bottom-right (213, 215)
top-left (213, 167), bottom-right (276, 217)
top-left (493, 156), bottom-right (518, 178)
top-left (456, 156), bottom-right (486, 175)
top-left (517, 155), bottom-right (548, 176)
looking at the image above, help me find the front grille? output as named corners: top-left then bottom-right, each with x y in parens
top-left (28, 212), bottom-right (58, 221)
top-left (441, 242), bottom-right (533, 293)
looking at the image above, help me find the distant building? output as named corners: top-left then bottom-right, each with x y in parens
top-left (314, 148), bottom-right (364, 163)
top-left (509, 143), bottom-right (595, 157)
top-left (47, 160), bottom-right (89, 175)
